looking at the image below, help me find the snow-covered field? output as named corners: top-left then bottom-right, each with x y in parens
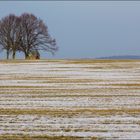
top-left (0, 59), bottom-right (140, 139)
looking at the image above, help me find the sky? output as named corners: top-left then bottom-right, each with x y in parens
top-left (0, 1), bottom-right (140, 59)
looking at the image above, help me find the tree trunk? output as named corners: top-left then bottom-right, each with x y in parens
top-left (6, 50), bottom-right (9, 60)
top-left (12, 51), bottom-right (16, 59)
top-left (25, 53), bottom-right (29, 59)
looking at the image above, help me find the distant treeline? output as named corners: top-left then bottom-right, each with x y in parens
top-left (0, 13), bottom-right (58, 59)
top-left (96, 55), bottom-right (140, 59)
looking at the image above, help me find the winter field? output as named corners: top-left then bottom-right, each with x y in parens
top-left (0, 59), bottom-right (140, 140)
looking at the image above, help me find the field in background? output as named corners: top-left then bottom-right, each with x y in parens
top-left (0, 59), bottom-right (140, 140)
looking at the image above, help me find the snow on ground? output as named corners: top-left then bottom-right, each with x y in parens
top-left (0, 60), bottom-right (140, 139)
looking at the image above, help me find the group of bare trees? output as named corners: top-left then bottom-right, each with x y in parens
top-left (0, 13), bottom-right (58, 59)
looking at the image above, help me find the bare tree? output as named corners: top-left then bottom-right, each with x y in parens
top-left (10, 16), bottom-right (21, 59)
top-left (0, 13), bottom-right (58, 59)
top-left (19, 13), bottom-right (58, 59)
top-left (0, 14), bottom-right (21, 59)
top-left (0, 17), bottom-right (11, 59)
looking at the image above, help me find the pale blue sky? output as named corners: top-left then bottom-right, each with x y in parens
top-left (0, 1), bottom-right (140, 59)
